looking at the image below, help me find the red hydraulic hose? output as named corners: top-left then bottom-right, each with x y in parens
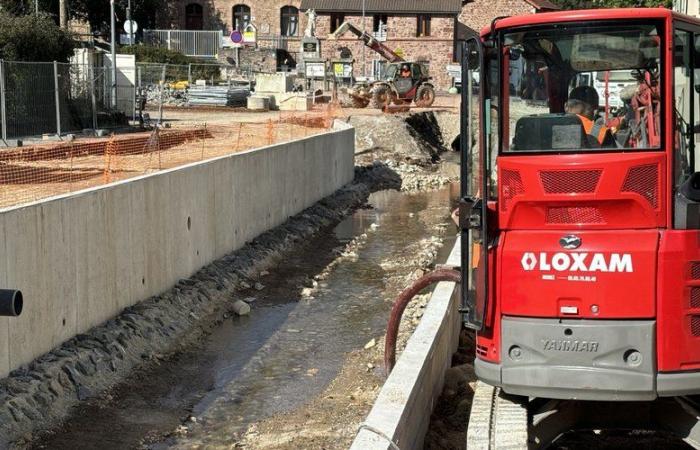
top-left (384, 268), bottom-right (461, 374)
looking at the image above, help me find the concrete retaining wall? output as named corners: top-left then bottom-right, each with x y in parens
top-left (351, 238), bottom-right (461, 450)
top-left (0, 127), bottom-right (355, 378)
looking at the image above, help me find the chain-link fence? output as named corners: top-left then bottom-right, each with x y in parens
top-left (0, 102), bottom-right (342, 208)
top-left (0, 60), bottom-right (136, 141)
top-left (0, 59), bottom-right (282, 142)
top-left (0, 55), bottom-right (367, 139)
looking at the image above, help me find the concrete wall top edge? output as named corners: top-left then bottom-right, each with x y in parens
top-left (350, 238), bottom-right (461, 450)
top-left (0, 127), bottom-right (353, 215)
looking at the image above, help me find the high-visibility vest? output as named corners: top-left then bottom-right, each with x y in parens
top-left (577, 114), bottom-right (608, 145)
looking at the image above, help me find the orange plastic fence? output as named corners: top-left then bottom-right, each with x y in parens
top-left (0, 105), bottom-right (341, 209)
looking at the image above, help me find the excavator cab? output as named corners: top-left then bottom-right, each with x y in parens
top-left (460, 9), bottom-right (700, 448)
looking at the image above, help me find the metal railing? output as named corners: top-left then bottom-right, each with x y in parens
top-left (257, 34), bottom-right (294, 51)
top-left (143, 30), bottom-right (224, 58)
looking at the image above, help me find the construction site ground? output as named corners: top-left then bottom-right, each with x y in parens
top-left (0, 94), bottom-right (458, 210)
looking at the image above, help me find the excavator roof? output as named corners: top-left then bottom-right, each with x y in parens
top-left (480, 7), bottom-right (679, 36)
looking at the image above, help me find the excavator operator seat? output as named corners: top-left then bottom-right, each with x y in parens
top-left (511, 113), bottom-right (590, 151)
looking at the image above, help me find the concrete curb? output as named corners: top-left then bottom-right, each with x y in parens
top-left (350, 237), bottom-right (461, 450)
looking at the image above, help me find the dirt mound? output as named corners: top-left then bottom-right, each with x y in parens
top-left (350, 111), bottom-right (456, 165)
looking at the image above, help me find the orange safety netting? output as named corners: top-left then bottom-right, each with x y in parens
top-left (0, 105), bottom-right (343, 209)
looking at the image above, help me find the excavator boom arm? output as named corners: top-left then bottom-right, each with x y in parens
top-left (327, 21), bottom-right (404, 63)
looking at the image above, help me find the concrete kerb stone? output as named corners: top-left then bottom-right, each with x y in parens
top-left (351, 237), bottom-right (461, 450)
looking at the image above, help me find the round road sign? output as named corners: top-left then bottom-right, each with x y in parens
top-left (230, 30), bottom-right (243, 44)
top-left (123, 20), bottom-right (138, 34)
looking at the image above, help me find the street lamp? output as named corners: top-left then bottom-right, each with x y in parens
top-left (110, 0), bottom-right (117, 108)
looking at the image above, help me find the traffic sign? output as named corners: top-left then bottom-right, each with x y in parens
top-left (123, 20), bottom-right (138, 34)
top-left (230, 30), bottom-right (243, 44)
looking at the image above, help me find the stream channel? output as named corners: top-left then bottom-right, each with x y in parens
top-left (30, 183), bottom-right (459, 450)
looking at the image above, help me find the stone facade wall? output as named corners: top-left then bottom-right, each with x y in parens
top-left (170, 0), bottom-right (307, 34)
top-left (164, 0), bottom-right (546, 90)
top-left (315, 14), bottom-right (456, 90)
top-left (459, 0), bottom-right (536, 34)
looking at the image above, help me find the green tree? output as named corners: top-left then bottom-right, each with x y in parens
top-left (0, 10), bottom-right (75, 61)
top-left (120, 44), bottom-right (221, 80)
top-left (67, 0), bottom-right (164, 35)
top-left (120, 44), bottom-right (193, 65)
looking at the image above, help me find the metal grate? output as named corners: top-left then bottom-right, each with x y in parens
top-left (692, 316), bottom-right (700, 337)
top-left (622, 164), bottom-right (659, 209)
top-left (540, 170), bottom-right (602, 194)
top-left (501, 169), bottom-right (524, 212)
top-left (692, 288), bottom-right (700, 309)
top-left (691, 262), bottom-right (700, 280)
top-left (546, 206), bottom-right (604, 224)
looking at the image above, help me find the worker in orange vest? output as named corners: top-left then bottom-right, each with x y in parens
top-left (565, 86), bottom-right (616, 148)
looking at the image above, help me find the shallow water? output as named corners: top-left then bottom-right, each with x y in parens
top-left (31, 183), bottom-right (459, 450)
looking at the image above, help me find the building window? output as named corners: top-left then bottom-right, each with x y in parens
top-left (373, 14), bottom-right (388, 40)
top-left (417, 15), bottom-right (431, 37)
top-left (280, 6), bottom-right (299, 37)
top-left (330, 13), bottom-right (345, 33)
top-left (233, 4), bottom-right (251, 32)
top-left (185, 3), bottom-right (203, 30)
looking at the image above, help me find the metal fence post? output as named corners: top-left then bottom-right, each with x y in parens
top-left (158, 64), bottom-right (166, 125)
top-left (89, 63), bottom-right (97, 131)
top-left (167, 30), bottom-right (172, 51)
top-left (54, 61), bottom-right (62, 137)
top-left (188, 63), bottom-right (192, 84)
top-left (0, 60), bottom-right (7, 144)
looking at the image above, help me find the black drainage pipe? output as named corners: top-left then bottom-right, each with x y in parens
top-left (0, 289), bottom-right (23, 316)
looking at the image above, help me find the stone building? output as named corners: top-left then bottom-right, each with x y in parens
top-left (297, 0), bottom-right (461, 90)
top-left (460, 0), bottom-right (559, 33)
top-left (165, 0), bottom-right (558, 90)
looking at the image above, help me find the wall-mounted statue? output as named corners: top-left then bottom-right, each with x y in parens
top-left (305, 9), bottom-right (317, 38)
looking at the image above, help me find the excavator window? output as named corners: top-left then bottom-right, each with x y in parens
top-left (495, 22), bottom-right (662, 153)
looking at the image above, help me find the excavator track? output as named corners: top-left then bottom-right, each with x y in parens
top-left (467, 381), bottom-right (529, 449)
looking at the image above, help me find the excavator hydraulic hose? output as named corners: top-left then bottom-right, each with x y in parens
top-left (384, 268), bottom-right (461, 374)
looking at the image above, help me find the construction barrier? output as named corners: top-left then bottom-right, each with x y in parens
top-left (0, 106), bottom-right (342, 210)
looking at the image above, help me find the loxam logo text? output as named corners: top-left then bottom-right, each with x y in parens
top-left (521, 252), bottom-right (633, 273)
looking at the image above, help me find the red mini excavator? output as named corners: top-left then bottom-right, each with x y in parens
top-left (457, 8), bottom-right (700, 448)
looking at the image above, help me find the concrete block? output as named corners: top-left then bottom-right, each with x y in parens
top-left (254, 72), bottom-right (296, 93)
top-left (247, 95), bottom-right (270, 111)
top-left (274, 93), bottom-right (313, 111)
top-left (0, 214), bottom-right (8, 376)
